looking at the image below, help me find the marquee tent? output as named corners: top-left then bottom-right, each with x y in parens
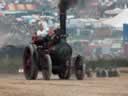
top-left (102, 9), bottom-right (128, 29)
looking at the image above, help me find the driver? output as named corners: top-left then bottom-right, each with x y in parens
top-left (32, 19), bottom-right (50, 45)
top-left (36, 20), bottom-right (49, 38)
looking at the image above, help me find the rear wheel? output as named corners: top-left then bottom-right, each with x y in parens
top-left (41, 54), bottom-right (52, 80)
top-left (23, 45), bottom-right (38, 80)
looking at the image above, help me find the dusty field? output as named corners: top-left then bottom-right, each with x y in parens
top-left (0, 74), bottom-right (128, 96)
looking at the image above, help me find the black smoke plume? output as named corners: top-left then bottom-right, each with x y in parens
top-left (58, 0), bottom-right (78, 35)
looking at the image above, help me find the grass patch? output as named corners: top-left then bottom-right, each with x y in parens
top-left (0, 56), bottom-right (22, 73)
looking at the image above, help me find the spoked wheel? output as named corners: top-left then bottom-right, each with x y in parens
top-left (75, 55), bottom-right (85, 80)
top-left (58, 59), bottom-right (71, 80)
top-left (41, 54), bottom-right (52, 80)
top-left (23, 45), bottom-right (38, 80)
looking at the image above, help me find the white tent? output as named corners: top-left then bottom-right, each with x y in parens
top-left (68, 18), bottom-right (98, 28)
top-left (102, 9), bottom-right (128, 29)
top-left (104, 8), bottom-right (122, 15)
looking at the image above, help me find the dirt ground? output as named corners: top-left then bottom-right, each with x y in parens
top-left (0, 73), bottom-right (128, 96)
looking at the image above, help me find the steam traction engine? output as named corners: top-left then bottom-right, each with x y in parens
top-left (23, 0), bottom-right (85, 80)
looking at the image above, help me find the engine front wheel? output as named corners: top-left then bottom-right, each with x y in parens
top-left (58, 59), bottom-right (71, 80)
top-left (75, 55), bottom-right (85, 80)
